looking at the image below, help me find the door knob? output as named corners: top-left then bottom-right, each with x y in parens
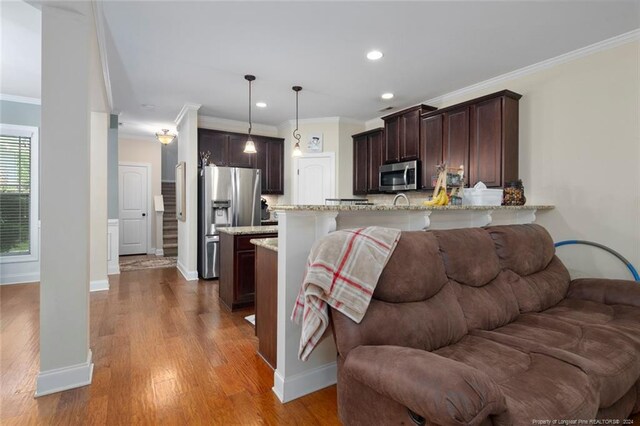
top-left (142, 213), bottom-right (146, 217)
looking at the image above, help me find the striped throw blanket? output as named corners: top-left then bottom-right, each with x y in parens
top-left (291, 226), bottom-right (401, 361)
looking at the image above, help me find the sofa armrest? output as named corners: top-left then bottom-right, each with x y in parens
top-left (567, 278), bottom-right (640, 308)
top-left (343, 345), bottom-right (507, 426)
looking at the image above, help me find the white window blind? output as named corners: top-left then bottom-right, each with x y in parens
top-left (0, 134), bottom-right (32, 256)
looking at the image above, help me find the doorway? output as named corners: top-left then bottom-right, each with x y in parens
top-left (118, 163), bottom-right (151, 255)
top-left (293, 153), bottom-right (335, 205)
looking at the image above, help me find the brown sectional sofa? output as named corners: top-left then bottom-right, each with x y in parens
top-left (331, 224), bottom-right (640, 425)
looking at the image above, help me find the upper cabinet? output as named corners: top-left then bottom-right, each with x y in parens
top-left (382, 105), bottom-right (437, 164)
top-left (419, 114), bottom-right (443, 190)
top-left (198, 128), bottom-right (284, 194)
top-left (421, 90), bottom-right (522, 188)
top-left (352, 128), bottom-right (384, 195)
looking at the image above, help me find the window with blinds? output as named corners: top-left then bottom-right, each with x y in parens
top-left (0, 134), bottom-right (32, 256)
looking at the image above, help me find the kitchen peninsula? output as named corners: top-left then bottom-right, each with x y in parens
top-left (218, 226), bottom-right (278, 311)
top-left (271, 204), bottom-right (553, 403)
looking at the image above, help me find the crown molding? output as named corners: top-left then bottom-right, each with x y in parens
top-left (423, 28), bottom-right (640, 108)
top-left (92, 0), bottom-right (113, 112)
top-left (175, 103), bottom-right (201, 125)
top-left (0, 94), bottom-right (41, 105)
top-left (363, 28), bottom-right (640, 122)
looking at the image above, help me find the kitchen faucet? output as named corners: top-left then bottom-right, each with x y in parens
top-left (393, 193), bottom-right (409, 206)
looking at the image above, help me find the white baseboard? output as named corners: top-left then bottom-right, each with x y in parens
top-left (90, 279), bottom-right (109, 292)
top-left (155, 248), bottom-right (164, 256)
top-left (177, 260), bottom-right (198, 281)
top-left (35, 350), bottom-right (94, 397)
top-left (273, 362), bottom-right (337, 403)
top-left (0, 271), bottom-right (40, 285)
top-left (147, 246), bottom-right (156, 255)
top-left (108, 263), bottom-right (120, 275)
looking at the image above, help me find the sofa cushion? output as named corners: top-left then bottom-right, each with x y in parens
top-left (453, 270), bottom-right (520, 331)
top-left (508, 256), bottom-right (571, 313)
top-left (374, 231), bottom-right (449, 303)
top-left (434, 335), bottom-right (599, 421)
top-left (472, 312), bottom-right (640, 407)
top-left (487, 224), bottom-right (555, 276)
top-left (332, 282), bottom-right (468, 356)
top-left (543, 298), bottom-right (640, 346)
top-left (434, 228), bottom-right (501, 287)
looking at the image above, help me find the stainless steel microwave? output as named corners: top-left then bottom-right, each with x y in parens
top-left (379, 160), bottom-right (419, 192)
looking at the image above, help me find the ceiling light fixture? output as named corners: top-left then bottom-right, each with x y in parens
top-left (155, 129), bottom-right (176, 145)
top-left (366, 50), bottom-right (383, 60)
top-left (256, 102), bottom-right (267, 108)
top-left (292, 85), bottom-right (303, 157)
top-left (381, 93), bottom-right (394, 100)
top-left (243, 74), bottom-right (257, 154)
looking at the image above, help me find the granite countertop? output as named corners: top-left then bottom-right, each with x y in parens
top-left (250, 237), bottom-right (278, 252)
top-left (218, 225), bottom-right (278, 235)
top-left (273, 204), bottom-right (554, 212)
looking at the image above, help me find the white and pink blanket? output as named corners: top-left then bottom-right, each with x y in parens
top-left (291, 226), bottom-right (401, 361)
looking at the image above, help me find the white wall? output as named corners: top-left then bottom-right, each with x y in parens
top-left (367, 39), bottom-right (640, 280)
top-left (118, 136), bottom-right (162, 252)
top-left (277, 118), bottom-right (364, 204)
top-left (161, 138), bottom-right (178, 182)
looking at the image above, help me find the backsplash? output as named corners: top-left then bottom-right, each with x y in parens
top-left (366, 192), bottom-right (431, 205)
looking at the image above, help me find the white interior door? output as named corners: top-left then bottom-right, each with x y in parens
top-left (119, 164), bottom-right (148, 255)
top-left (294, 154), bottom-right (335, 205)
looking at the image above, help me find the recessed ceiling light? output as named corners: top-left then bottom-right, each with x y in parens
top-left (381, 93), bottom-right (394, 100)
top-left (366, 50), bottom-right (383, 61)
top-left (256, 102), bottom-right (267, 108)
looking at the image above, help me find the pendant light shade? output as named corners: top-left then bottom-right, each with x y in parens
top-left (292, 85), bottom-right (302, 157)
top-left (244, 74), bottom-right (257, 154)
top-left (155, 129), bottom-right (176, 145)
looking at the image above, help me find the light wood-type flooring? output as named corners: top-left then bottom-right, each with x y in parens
top-left (0, 267), bottom-right (340, 425)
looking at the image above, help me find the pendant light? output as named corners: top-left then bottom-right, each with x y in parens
top-left (292, 85), bottom-right (302, 157)
top-left (243, 74), bottom-right (257, 154)
top-left (155, 129), bottom-right (176, 145)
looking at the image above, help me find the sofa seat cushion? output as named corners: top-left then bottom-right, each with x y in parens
top-left (542, 298), bottom-right (640, 344)
top-left (434, 335), bottom-right (599, 422)
top-left (472, 312), bottom-right (640, 408)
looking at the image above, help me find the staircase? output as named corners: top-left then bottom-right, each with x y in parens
top-left (162, 182), bottom-right (178, 257)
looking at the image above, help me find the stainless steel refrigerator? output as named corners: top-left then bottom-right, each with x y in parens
top-left (198, 166), bottom-right (261, 279)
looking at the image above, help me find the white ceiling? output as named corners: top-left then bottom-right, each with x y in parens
top-left (0, 0), bottom-right (41, 100)
top-left (101, 1), bottom-right (639, 132)
top-left (2, 1), bottom-right (638, 137)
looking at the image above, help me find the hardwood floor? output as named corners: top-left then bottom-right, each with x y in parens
top-left (0, 268), bottom-right (340, 425)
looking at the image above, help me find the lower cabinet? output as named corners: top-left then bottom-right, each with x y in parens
top-left (254, 245), bottom-right (278, 369)
top-left (219, 232), bottom-right (277, 311)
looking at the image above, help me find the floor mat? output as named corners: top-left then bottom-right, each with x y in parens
top-left (119, 255), bottom-right (177, 272)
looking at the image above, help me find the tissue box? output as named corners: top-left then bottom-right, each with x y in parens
top-left (462, 188), bottom-right (503, 206)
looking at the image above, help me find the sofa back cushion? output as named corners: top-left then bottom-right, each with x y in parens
top-left (332, 232), bottom-right (468, 357)
top-left (487, 225), bottom-right (569, 312)
top-left (433, 228), bottom-right (520, 331)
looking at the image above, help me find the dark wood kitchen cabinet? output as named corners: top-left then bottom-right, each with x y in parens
top-left (352, 128), bottom-right (384, 194)
top-left (198, 128), bottom-right (284, 194)
top-left (382, 105), bottom-right (437, 164)
top-left (443, 106), bottom-right (471, 182)
top-left (469, 95), bottom-right (520, 188)
top-left (419, 114), bottom-right (443, 190)
top-left (219, 231), bottom-right (277, 311)
top-left (420, 90), bottom-right (522, 188)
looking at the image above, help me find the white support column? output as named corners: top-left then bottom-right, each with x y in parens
top-left (175, 103), bottom-right (201, 280)
top-left (90, 112), bottom-right (109, 292)
top-left (37, 2), bottom-right (94, 396)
